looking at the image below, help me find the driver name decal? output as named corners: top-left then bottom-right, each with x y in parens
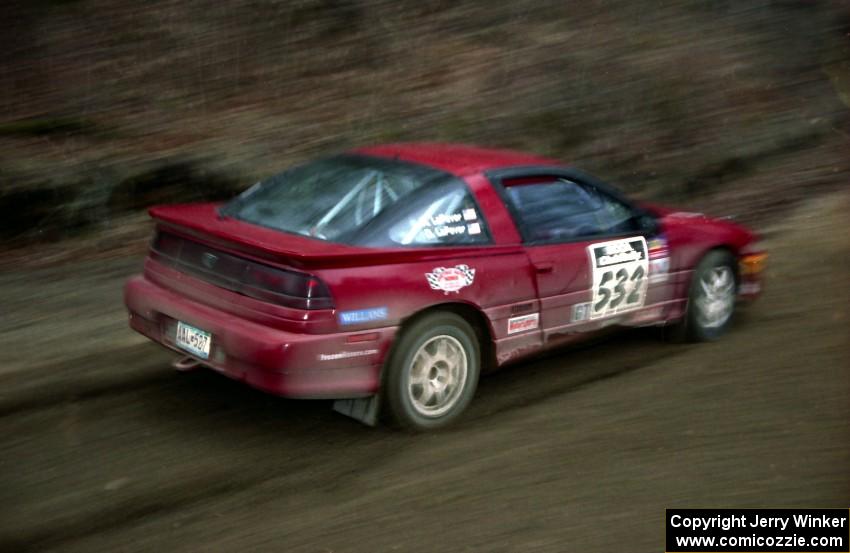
top-left (426, 264), bottom-right (475, 294)
top-left (588, 237), bottom-right (649, 319)
top-left (420, 209), bottom-right (482, 241)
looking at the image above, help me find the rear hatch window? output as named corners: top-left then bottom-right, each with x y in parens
top-left (220, 155), bottom-right (490, 247)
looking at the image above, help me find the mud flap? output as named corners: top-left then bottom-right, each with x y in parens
top-left (333, 396), bottom-right (380, 426)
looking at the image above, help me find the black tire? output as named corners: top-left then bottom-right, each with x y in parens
top-left (382, 312), bottom-right (480, 431)
top-left (666, 249), bottom-right (738, 342)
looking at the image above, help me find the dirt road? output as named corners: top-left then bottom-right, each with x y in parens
top-left (1, 193), bottom-right (847, 552)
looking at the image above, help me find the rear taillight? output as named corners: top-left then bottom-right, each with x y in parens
top-left (241, 263), bottom-right (333, 309)
top-left (151, 231), bottom-right (333, 310)
top-left (152, 231), bottom-right (183, 257)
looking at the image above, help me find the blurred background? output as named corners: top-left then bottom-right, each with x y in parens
top-left (1, 0), bottom-right (848, 263)
top-left (1, 2), bottom-right (848, 552)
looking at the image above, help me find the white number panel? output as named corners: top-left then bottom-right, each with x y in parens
top-left (587, 237), bottom-right (649, 320)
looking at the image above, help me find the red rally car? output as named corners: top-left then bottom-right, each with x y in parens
top-left (124, 143), bottom-right (767, 430)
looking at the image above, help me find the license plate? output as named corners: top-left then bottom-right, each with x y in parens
top-left (175, 321), bottom-right (211, 359)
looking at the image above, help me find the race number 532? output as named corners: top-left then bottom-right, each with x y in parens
top-left (588, 237), bottom-right (649, 319)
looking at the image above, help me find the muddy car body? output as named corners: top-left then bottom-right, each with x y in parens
top-left (124, 143), bottom-right (766, 429)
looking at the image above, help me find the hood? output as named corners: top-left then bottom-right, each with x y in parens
top-left (642, 203), bottom-right (757, 251)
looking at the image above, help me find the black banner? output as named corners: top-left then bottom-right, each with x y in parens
top-left (666, 509), bottom-right (849, 552)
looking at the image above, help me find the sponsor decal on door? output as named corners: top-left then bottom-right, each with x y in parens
top-left (647, 235), bottom-right (670, 283)
top-left (571, 302), bottom-right (591, 323)
top-left (587, 237), bottom-right (649, 319)
top-left (507, 313), bottom-right (539, 335)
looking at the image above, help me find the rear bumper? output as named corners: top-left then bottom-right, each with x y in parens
top-left (125, 275), bottom-right (398, 398)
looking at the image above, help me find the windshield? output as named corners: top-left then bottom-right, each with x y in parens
top-left (222, 155), bottom-right (490, 247)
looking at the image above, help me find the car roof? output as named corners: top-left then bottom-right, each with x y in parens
top-left (353, 142), bottom-right (564, 177)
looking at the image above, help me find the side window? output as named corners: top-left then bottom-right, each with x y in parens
top-left (597, 193), bottom-right (640, 235)
top-left (504, 178), bottom-right (640, 243)
top-left (351, 180), bottom-right (491, 247)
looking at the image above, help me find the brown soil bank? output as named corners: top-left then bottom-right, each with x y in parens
top-left (1, 1), bottom-right (849, 250)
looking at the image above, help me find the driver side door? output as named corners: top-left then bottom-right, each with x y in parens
top-left (489, 168), bottom-right (660, 348)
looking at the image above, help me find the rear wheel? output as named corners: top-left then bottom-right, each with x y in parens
top-left (667, 250), bottom-right (737, 342)
top-left (383, 312), bottom-right (480, 431)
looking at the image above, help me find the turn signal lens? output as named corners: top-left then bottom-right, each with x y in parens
top-left (740, 252), bottom-right (767, 275)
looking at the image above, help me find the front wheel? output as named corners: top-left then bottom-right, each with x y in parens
top-left (383, 312), bottom-right (480, 431)
top-left (667, 250), bottom-right (738, 342)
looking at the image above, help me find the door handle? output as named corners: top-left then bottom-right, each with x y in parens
top-left (534, 262), bottom-right (554, 274)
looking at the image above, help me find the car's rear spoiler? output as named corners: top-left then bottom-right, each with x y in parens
top-left (149, 203), bottom-right (518, 269)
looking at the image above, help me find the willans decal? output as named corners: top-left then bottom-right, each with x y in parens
top-left (338, 307), bottom-right (388, 325)
top-left (426, 264), bottom-right (475, 294)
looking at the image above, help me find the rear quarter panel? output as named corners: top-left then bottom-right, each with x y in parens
top-left (316, 249), bottom-right (539, 342)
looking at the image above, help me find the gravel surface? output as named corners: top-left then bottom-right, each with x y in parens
top-left (1, 192), bottom-right (847, 552)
